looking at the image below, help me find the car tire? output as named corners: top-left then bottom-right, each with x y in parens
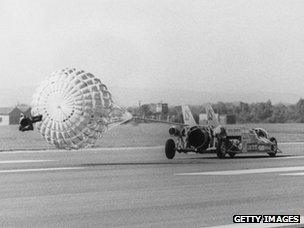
top-left (228, 153), bottom-right (236, 158)
top-left (217, 140), bottom-right (227, 159)
top-left (165, 139), bottom-right (176, 159)
top-left (268, 137), bottom-right (277, 157)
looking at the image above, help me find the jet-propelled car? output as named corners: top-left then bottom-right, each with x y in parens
top-left (139, 104), bottom-right (281, 159)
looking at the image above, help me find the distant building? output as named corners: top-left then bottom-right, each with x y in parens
top-left (17, 104), bottom-right (31, 117)
top-left (199, 113), bottom-right (220, 125)
top-left (219, 114), bottom-right (227, 125)
top-left (139, 102), bottom-right (169, 120)
top-left (0, 107), bottom-right (12, 125)
top-left (0, 107), bottom-right (21, 125)
top-left (0, 105), bottom-right (31, 125)
top-left (199, 113), bottom-right (236, 125)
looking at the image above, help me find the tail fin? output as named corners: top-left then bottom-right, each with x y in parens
top-left (181, 106), bottom-right (197, 126)
top-left (206, 103), bottom-right (219, 128)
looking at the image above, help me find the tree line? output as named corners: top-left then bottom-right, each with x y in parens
top-left (128, 98), bottom-right (304, 123)
top-left (188, 99), bottom-right (304, 123)
top-left (128, 99), bottom-right (304, 124)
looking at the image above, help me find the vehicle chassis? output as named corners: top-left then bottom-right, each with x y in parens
top-left (165, 127), bottom-right (281, 159)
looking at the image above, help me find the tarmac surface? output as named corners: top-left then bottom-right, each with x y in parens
top-left (1, 143), bottom-right (304, 227)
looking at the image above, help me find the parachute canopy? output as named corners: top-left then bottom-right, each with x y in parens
top-left (31, 68), bottom-right (132, 149)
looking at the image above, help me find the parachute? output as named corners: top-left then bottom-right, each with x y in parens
top-left (31, 68), bottom-right (132, 149)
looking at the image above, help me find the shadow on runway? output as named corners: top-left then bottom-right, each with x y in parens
top-left (79, 160), bottom-right (212, 167)
top-left (188, 155), bottom-right (291, 160)
top-left (77, 155), bottom-right (294, 167)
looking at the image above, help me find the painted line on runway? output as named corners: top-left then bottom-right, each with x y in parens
top-left (175, 166), bottom-right (304, 176)
top-left (87, 146), bottom-right (164, 151)
top-left (279, 141), bottom-right (304, 145)
top-left (0, 167), bottom-right (84, 174)
top-left (0, 160), bottom-right (52, 164)
top-left (0, 146), bottom-right (163, 154)
top-left (203, 217), bottom-right (304, 227)
top-left (0, 140), bottom-right (303, 153)
top-left (280, 172), bottom-right (304, 176)
top-left (0, 141), bottom-right (303, 154)
top-left (276, 155), bottom-right (304, 160)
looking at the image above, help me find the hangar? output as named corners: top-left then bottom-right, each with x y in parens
top-left (0, 105), bottom-right (31, 125)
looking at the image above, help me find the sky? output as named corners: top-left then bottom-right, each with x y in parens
top-left (1, 0), bottom-right (304, 105)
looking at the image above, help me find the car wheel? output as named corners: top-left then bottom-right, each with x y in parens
top-left (217, 140), bottom-right (227, 159)
top-left (228, 153), bottom-right (236, 158)
top-left (165, 139), bottom-right (176, 159)
top-left (268, 137), bottom-right (277, 157)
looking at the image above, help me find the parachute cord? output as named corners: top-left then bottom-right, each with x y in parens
top-left (58, 106), bottom-right (69, 120)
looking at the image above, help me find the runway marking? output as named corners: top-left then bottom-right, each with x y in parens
top-left (279, 141), bottom-right (304, 145)
top-left (0, 146), bottom-right (163, 154)
top-left (0, 140), bottom-right (303, 154)
top-left (87, 146), bottom-right (164, 151)
top-left (0, 167), bottom-right (84, 174)
top-left (176, 166), bottom-right (304, 176)
top-left (0, 141), bottom-right (303, 154)
top-left (203, 217), bottom-right (304, 227)
top-left (275, 155), bottom-right (304, 160)
top-left (0, 160), bottom-right (52, 164)
top-left (280, 172), bottom-right (304, 176)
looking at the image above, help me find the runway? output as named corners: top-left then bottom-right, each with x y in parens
top-left (1, 143), bottom-right (304, 227)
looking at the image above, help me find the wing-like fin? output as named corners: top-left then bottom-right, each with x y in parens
top-left (205, 103), bottom-right (219, 128)
top-left (181, 105), bottom-right (196, 126)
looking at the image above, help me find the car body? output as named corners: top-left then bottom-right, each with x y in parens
top-left (139, 104), bottom-right (281, 159)
top-left (216, 127), bottom-right (281, 158)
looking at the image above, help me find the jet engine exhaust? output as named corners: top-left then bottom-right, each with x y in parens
top-left (187, 127), bottom-right (210, 150)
